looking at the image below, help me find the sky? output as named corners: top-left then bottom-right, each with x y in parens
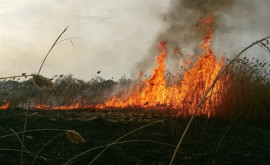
top-left (0, 0), bottom-right (269, 80)
top-left (0, 0), bottom-right (169, 80)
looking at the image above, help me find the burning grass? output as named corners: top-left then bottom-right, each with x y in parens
top-left (0, 14), bottom-right (270, 164)
top-left (1, 15), bottom-right (267, 119)
top-left (1, 55), bottom-right (269, 119)
top-left (0, 100), bottom-right (10, 110)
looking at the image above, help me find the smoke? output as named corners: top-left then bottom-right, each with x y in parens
top-left (159, 0), bottom-right (234, 49)
top-left (132, 0), bottom-right (258, 75)
top-left (0, 1), bottom-right (269, 80)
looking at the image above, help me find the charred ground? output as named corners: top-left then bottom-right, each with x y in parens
top-left (0, 109), bottom-right (269, 165)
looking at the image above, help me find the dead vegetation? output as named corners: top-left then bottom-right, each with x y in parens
top-left (0, 26), bottom-right (269, 164)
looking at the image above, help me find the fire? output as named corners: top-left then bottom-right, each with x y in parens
top-left (34, 99), bottom-right (94, 110)
top-left (97, 41), bottom-right (168, 109)
top-left (0, 100), bottom-right (10, 110)
top-left (96, 15), bottom-right (227, 117)
top-left (9, 15), bottom-right (228, 118)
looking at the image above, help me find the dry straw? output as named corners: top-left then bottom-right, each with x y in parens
top-left (66, 130), bottom-right (85, 144)
top-left (63, 120), bottom-right (163, 165)
top-left (20, 26), bottom-right (69, 164)
top-left (169, 35), bottom-right (270, 165)
top-left (32, 74), bottom-right (53, 89)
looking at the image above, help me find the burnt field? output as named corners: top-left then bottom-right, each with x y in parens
top-left (1, 9), bottom-right (270, 165)
top-left (0, 109), bottom-right (269, 165)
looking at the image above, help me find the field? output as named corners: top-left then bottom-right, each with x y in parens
top-left (0, 109), bottom-right (269, 164)
top-left (1, 14), bottom-right (270, 165)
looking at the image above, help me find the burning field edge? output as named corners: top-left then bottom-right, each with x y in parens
top-left (0, 13), bottom-right (270, 165)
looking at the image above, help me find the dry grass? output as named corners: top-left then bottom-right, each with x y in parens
top-left (66, 130), bottom-right (85, 144)
top-left (0, 30), bottom-right (269, 164)
top-left (219, 57), bottom-right (270, 119)
top-left (32, 74), bottom-right (53, 89)
top-left (169, 35), bottom-right (270, 165)
top-left (20, 26), bottom-right (70, 164)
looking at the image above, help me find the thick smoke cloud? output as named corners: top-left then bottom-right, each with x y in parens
top-left (0, 0), bottom-right (269, 80)
top-left (132, 0), bottom-right (262, 75)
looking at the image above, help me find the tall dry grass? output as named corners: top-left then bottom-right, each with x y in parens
top-left (218, 57), bottom-right (270, 119)
top-left (19, 26), bottom-right (69, 164)
top-left (169, 35), bottom-right (270, 165)
top-left (0, 30), bottom-right (270, 164)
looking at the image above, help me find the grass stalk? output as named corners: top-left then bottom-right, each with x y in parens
top-left (31, 133), bottom-right (65, 165)
top-left (169, 35), bottom-right (270, 165)
top-left (0, 128), bottom-right (66, 139)
top-left (87, 119), bottom-right (163, 165)
top-left (20, 26), bottom-right (69, 164)
top-left (64, 139), bottom-right (174, 165)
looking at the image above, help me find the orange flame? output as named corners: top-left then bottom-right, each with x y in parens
top-left (23, 14), bottom-right (228, 118)
top-left (0, 101), bottom-right (10, 110)
top-left (96, 14), bottom-right (227, 117)
top-left (139, 71), bottom-right (143, 77)
top-left (34, 99), bottom-right (94, 110)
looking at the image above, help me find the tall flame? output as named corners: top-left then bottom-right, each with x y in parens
top-left (25, 15), bottom-right (229, 118)
top-left (96, 14), bottom-right (226, 117)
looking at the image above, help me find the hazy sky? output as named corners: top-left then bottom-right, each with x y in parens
top-left (0, 0), bottom-right (169, 80)
top-left (0, 0), bottom-right (269, 80)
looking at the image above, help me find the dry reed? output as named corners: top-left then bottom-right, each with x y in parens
top-left (169, 35), bottom-right (270, 165)
top-left (66, 130), bottom-right (85, 144)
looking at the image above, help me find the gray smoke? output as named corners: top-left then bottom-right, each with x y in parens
top-left (132, 0), bottom-right (257, 75)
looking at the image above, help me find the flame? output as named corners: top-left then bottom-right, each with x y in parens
top-left (34, 99), bottom-right (94, 110)
top-left (96, 14), bottom-right (227, 117)
top-left (139, 71), bottom-right (143, 77)
top-left (0, 100), bottom-right (10, 110)
top-left (15, 14), bottom-right (228, 118)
